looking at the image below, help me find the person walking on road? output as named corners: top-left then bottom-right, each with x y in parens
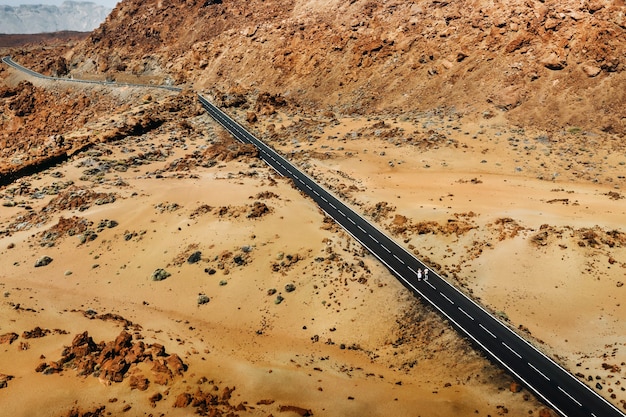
top-left (424, 268), bottom-right (429, 281)
top-left (417, 268), bottom-right (422, 281)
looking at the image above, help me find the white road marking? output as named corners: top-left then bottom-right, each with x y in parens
top-left (393, 254), bottom-right (404, 264)
top-left (440, 292), bottom-right (454, 304)
top-left (329, 203), bottom-right (337, 209)
top-left (370, 235), bottom-right (379, 243)
top-left (313, 190), bottom-right (320, 196)
top-left (502, 342), bottom-right (522, 359)
top-left (407, 266), bottom-right (417, 275)
top-left (338, 210), bottom-right (346, 216)
top-left (357, 225), bottom-right (366, 233)
top-left (321, 197), bottom-right (328, 203)
top-left (479, 323), bottom-right (497, 339)
top-left (558, 386), bottom-right (582, 407)
top-left (381, 244), bottom-right (391, 253)
top-left (348, 218), bottom-right (356, 225)
top-left (306, 184), bottom-right (312, 190)
top-left (459, 307), bottom-right (474, 320)
top-left (426, 280), bottom-right (436, 289)
top-left (528, 362), bottom-right (551, 381)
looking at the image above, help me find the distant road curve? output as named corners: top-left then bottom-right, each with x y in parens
top-left (1, 56), bottom-right (182, 92)
top-left (3, 55), bottom-right (624, 417)
top-left (198, 94), bottom-right (626, 417)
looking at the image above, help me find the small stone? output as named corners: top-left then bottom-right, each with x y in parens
top-left (284, 283), bottom-right (296, 293)
top-left (197, 294), bottom-right (210, 305)
top-left (151, 269), bottom-right (171, 281)
top-left (274, 295), bottom-right (284, 305)
top-left (35, 256), bottom-right (53, 267)
top-left (187, 251), bottom-right (202, 264)
top-left (582, 64), bottom-right (601, 77)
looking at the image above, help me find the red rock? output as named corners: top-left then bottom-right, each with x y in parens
top-left (165, 354), bottom-right (186, 376)
top-left (149, 392), bottom-right (162, 407)
top-left (173, 393), bottom-right (192, 408)
top-left (101, 357), bottom-right (129, 382)
top-left (113, 331), bottom-right (133, 353)
top-left (221, 386), bottom-right (235, 401)
top-left (278, 405), bottom-right (313, 416)
top-left (22, 326), bottom-right (50, 339)
top-left (0, 373), bottom-right (14, 389)
top-left (539, 409), bottom-right (553, 417)
top-left (0, 333), bottom-right (18, 345)
top-left (126, 341), bottom-right (146, 363)
top-left (582, 64), bottom-right (601, 77)
top-left (129, 375), bottom-right (149, 391)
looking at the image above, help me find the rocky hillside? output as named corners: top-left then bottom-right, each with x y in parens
top-left (0, 2), bottom-right (111, 35)
top-left (54, 0), bottom-right (626, 134)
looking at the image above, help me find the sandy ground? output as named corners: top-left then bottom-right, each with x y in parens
top-left (1, 76), bottom-right (625, 416)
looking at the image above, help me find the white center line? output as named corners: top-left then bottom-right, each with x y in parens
top-left (528, 362), bottom-right (551, 381)
top-left (348, 218), bottom-right (356, 225)
top-left (321, 197), bottom-right (328, 203)
top-left (370, 235), bottom-right (379, 244)
top-left (338, 210), bottom-right (346, 216)
top-left (407, 266), bottom-right (417, 275)
top-left (381, 244), bottom-right (391, 253)
top-left (329, 203), bottom-right (337, 209)
top-left (357, 225), bottom-right (366, 233)
top-left (440, 292), bottom-right (454, 304)
top-left (479, 323), bottom-right (497, 339)
top-left (426, 280), bottom-right (436, 289)
top-left (393, 254), bottom-right (404, 264)
top-left (557, 386), bottom-right (582, 407)
top-left (502, 342), bottom-right (522, 359)
top-left (458, 307), bottom-right (475, 320)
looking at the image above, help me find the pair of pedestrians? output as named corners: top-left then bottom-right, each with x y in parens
top-left (417, 268), bottom-right (429, 281)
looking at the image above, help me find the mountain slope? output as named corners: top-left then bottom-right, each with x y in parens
top-left (63, 0), bottom-right (626, 134)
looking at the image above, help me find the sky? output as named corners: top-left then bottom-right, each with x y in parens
top-left (0, 0), bottom-right (118, 7)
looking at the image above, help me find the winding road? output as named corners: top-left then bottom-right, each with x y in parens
top-left (3, 55), bottom-right (624, 417)
top-left (1, 56), bottom-right (181, 92)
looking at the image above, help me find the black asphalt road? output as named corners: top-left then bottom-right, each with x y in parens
top-left (198, 94), bottom-right (625, 417)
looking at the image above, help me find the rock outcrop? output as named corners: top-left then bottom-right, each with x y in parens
top-left (36, 330), bottom-right (187, 386)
